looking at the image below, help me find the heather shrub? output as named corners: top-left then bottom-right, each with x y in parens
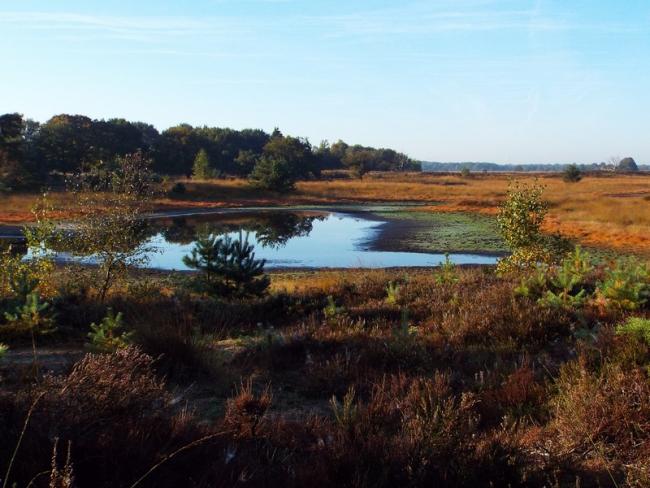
top-left (0, 347), bottom-right (212, 487)
top-left (549, 359), bottom-right (650, 484)
top-left (224, 378), bottom-right (272, 437)
top-left (323, 373), bottom-right (526, 486)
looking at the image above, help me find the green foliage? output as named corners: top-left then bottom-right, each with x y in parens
top-left (562, 164), bottom-right (582, 182)
top-left (249, 156), bottom-right (296, 192)
top-left (3, 292), bottom-right (56, 338)
top-left (597, 258), bottom-right (649, 311)
top-left (0, 342), bottom-right (7, 358)
top-left (497, 180), bottom-right (548, 250)
top-left (513, 264), bottom-right (550, 299)
top-left (460, 167), bottom-right (471, 178)
top-left (327, 140), bottom-right (420, 173)
top-left (323, 295), bottom-right (346, 321)
top-left (616, 317), bottom-right (650, 344)
top-left (87, 309), bottom-right (133, 353)
top-left (191, 148), bottom-right (214, 180)
top-left (435, 253), bottom-right (459, 285)
top-left (0, 113), bottom-right (40, 190)
top-left (537, 246), bottom-right (593, 309)
top-left (183, 231), bottom-right (270, 299)
top-left (1, 111), bottom-right (422, 185)
top-left (514, 246), bottom-right (594, 310)
top-left (60, 152), bottom-right (156, 302)
top-left (385, 281), bottom-right (401, 305)
top-left (514, 247), bottom-right (650, 314)
top-left (0, 241), bottom-right (53, 305)
top-left (495, 181), bottom-right (571, 273)
top-left (234, 149), bottom-right (259, 175)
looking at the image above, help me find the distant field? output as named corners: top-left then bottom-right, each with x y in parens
top-left (1, 171), bottom-right (649, 256)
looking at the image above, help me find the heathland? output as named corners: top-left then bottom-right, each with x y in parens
top-left (1, 132), bottom-right (650, 486)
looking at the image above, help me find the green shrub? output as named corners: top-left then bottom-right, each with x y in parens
top-left (497, 181), bottom-right (548, 250)
top-left (597, 258), bottom-right (649, 311)
top-left (183, 231), bottom-right (270, 299)
top-left (249, 156), bottom-right (296, 193)
top-left (514, 246), bottom-right (593, 310)
top-left (3, 292), bottom-right (56, 339)
top-left (537, 246), bottom-right (593, 309)
top-left (323, 295), bottom-right (346, 322)
top-left (616, 317), bottom-right (650, 344)
top-left (435, 253), bottom-right (459, 285)
top-left (496, 181), bottom-right (571, 273)
top-left (87, 309), bottom-right (133, 353)
top-left (385, 281), bottom-right (401, 305)
top-left (562, 164), bottom-right (582, 183)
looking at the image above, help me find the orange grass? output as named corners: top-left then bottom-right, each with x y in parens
top-left (2, 172), bottom-right (649, 254)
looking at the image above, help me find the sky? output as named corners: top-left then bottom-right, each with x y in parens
top-left (1, 0), bottom-right (649, 164)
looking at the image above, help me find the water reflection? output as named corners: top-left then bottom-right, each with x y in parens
top-left (155, 211), bottom-right (324, 248)
top-left (145, 211), bottom-right (499, 270)
top-left (6, 209), bottom-right (501, 269)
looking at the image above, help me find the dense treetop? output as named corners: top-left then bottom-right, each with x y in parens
top-left (0, 113), bottom-right (421, 190)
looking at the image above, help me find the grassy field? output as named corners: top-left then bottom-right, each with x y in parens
top-left (2, 171), bottom-right (649, 255)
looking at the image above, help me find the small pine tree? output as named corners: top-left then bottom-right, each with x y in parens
top-left (563, 164), bottom-right (582, 183)
top-left (183, 231), bottom-right (270, 298)
top-left (249, 157), bottom-right (295, 192)
top-left (192, 148), bottom-right (213, 180)
top-left (87, 309), bottom-right (133, 353)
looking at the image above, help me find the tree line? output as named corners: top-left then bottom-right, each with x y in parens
top-left (423, 158), bottom-right (643, 173)
top-left (0, 113), bottom-right (421, 192)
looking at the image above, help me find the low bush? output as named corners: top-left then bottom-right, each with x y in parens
top-left (548, 359), bottom-right (650, 485)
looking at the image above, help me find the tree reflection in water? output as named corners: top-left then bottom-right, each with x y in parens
top-left (157, 211), bottom-right (324, 249)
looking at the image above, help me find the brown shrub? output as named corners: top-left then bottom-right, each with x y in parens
top-left (548, 359), bottom-right (650, 484)
top-left (320, 373), bottom-right (527, 486)
top-left (0, 347), bottom-right (212, 488)
top-left (224, 378), bottom-right (272, 437)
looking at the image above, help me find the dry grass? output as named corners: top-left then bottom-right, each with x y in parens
top-left (2, 171), bottom-right (650, 254)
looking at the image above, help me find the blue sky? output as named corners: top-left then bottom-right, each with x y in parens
top-left (1, 0), bottom-right (649, 163)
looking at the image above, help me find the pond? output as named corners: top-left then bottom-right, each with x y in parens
top-left (8, 208), bottom-right (502, 269)
top-left (142, 208), bottom-right (499, 269)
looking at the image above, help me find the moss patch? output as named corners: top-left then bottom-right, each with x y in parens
top-left (370, 210), bottom-right (507, 254)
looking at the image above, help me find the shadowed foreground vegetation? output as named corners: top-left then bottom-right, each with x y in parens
top-left (1, 256), bottom-right (650, 487)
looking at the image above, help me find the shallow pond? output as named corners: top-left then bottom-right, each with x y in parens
top-left (9, 208), bottom-right (501, 269)
top-left (145, 209), bottom-right (498, 269)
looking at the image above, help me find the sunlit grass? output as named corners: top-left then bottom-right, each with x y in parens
top-left (2, 172), bottom-right (649, 254)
